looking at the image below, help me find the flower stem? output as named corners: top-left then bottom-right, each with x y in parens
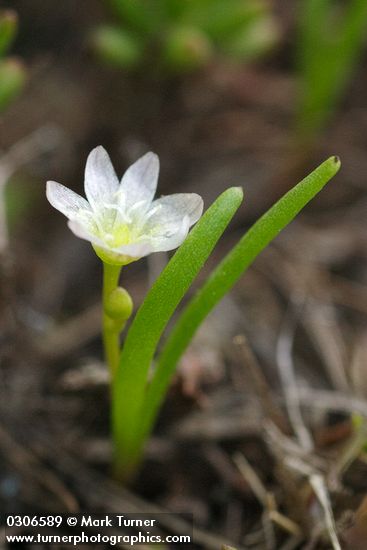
top-left (102, 262), bottom-right (122, 378)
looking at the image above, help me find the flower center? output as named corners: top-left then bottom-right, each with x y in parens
top-left (103, 223), bottom-right (131, 248)
top-left (80, 206), bottom-right (135, 249)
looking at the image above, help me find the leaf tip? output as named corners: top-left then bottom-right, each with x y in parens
top-left (330, 155), bottom-right (341, 171)
top-left (232, 186), bottom-right (244, 200)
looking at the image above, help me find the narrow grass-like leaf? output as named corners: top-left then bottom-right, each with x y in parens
top-left (0, 59), bottom-right (26, 112)
top-left (297, 0), bottom-right (367, 139)
top-left (139, 157), bottom-right (341, 450)
top-left (183, 0), bottom-right (263, 41)
top-left (0, 10), bottom-right (17, 57)
top-left (110, 0), bottom-right (165, 34)
top-left (112, 186), bottom-right (243, 474)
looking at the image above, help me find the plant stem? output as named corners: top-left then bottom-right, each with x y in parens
top-left (102, 262), bottom-right (122, 378)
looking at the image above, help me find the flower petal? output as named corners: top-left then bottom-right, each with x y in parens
top-left (145, 193), bottom-right (203, 230)
top-left (116, 216), bottom-right (190, 258)
top-left (68, 220), bottom-right (153, 257)
top-left (119, 152), bottom-right (159, 208)
top-left (46, 181), bottom-right (91, 220)
top-left (67, 219), bottom-right (105, 247)
top-left (84, 146), bottom-right (119, 209)
top-left (69, 214), bottom-right (191, 259)
top-left (115, 240), bottom-right (156, 258)
top-left (148, 215), bottom-right (190, 252)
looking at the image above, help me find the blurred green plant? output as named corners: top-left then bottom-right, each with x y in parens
top-left (92, 0), bottom-right (279, 73)
top-left (0, 10), bottom-right (26, 112)
top-left (296, 0), bottom-right (367, 143)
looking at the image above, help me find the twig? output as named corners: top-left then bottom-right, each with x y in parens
top-left (0, 125), bottom-right (62, 252)
top-left (303, 298), bottom-right (349, 392)
top-left (276, 298), bottom-right (314, 452)
top-left (233, 452), bottom-right (301, 538)
top-left (330, 418), bottom-right (367, 486)
top-left (45, 444), bottom-right (246, 550)
top-left (277, 449), bottom-right (341, 550)
top-left (233, 453), bottom-right (267, 506)
top-left (0, 125), bottom-right (62, 176)
top-left (309, 475), bottom-right (342, 550)
top-left (275, 295), bottom-right (343, 550)
top-left (37, 302), bottom-right (102, 360)
top-left (171, 390), bottom-right (262, 441)
top-left (265, 422), bottom-right (326, 472)
top-left (233, 334), bottom-right (288, 432)
top-left (298, 387), bottom-right (367, 418)
top-left (0, 423), bottom-right (79, 512)
top-left (262, 510), bottom-right (276, 550)
top-left (204, 444), bottom-right (250, 495)
top-left (278, 534), bottom-right (304, 550)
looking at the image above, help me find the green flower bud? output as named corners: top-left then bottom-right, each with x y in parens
top-left (0, 58), bottom-right (26, 111)
top-left (105, 287), bottom-right (133, 322)
top-left (163, 26), bottom-right (212, 73)
top-left (92, 25), bottom-right (144, 69)
top-left (0, 10), bottom-right (18, 57)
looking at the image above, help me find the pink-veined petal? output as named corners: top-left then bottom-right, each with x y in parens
top-left (67, 219), bottom-right (104, 246)
top-left (46, 181), bottom-right (91, 220)
top-left (84, 146), bottom-right (119, 209)
top-left (119, 152), bottom-right (159, 208)
top-left (148, 215), bottom-right (191, 252)
top-left (145, 193), bottom-right (203, 230)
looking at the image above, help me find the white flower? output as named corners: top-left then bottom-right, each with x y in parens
top-left (46, 146), bottom-right (203, 265)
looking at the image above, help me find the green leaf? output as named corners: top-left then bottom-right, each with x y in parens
top-left (0, 59), bottom-right (26, 111)
top-left (163, 26), bottom-right (213, 73)
top-left (92, 25), bottom-right (144, 69)
top-left (139, 156), bottom-right (341, 450)
top-left (182, 0), bottom-right (266, 41)
top-left (220, 16), bottom-right (279, 62)
top-left (297, 0), bottom-right (367, 139)
top-left (161, 0), bottom-right (188, 20)
top-left (0, 10), bottom-right (17, 57)
top-left (112, 186), bottom-right (244, 475)
top-left (109, 0), bottom-right (165, 34)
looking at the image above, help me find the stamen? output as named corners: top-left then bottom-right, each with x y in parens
top-left (79, 209), bottom-right (105, 235)
top-left (103, 203), bottom-right (131, 224)
top-left (129, 200), bottom-right (151, 216)
top-left (145, 204), bottom-right (161, 220)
